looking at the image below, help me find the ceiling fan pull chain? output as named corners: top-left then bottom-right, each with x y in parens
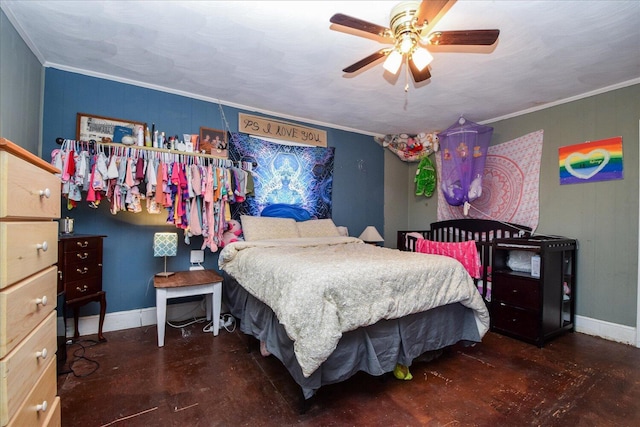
top-left (404, 56), bottom-right (410, 92)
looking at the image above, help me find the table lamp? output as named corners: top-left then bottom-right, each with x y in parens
top-left (359, 226), bottom-right (384, 245)
top-left (153, 232), bottom-right (177, 277)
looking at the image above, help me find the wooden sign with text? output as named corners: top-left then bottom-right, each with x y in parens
top-left (238, 113), bottom-right (327, 147)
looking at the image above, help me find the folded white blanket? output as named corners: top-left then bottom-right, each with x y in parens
top-left (219, 236), bottom-right (489, 377)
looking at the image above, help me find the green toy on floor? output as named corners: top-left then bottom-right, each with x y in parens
top-left (393, 363), bottom-right (413, 380)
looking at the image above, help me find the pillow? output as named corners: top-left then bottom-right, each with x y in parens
top-left (415, 238), bottom-right (480, 279)
top-left (260, 203), bottom-right (312, 221)
top-left (336, 226), bottom-right (349, 237)
top-left (297, 218), bottom-right (341, 238)
top-left (240, 215), bottom-right (299, 241)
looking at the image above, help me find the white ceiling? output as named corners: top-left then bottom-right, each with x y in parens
top-left (2, 0), bottom-right (639, 136)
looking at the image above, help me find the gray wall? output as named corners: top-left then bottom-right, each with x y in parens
top-left (0, 9), bottom-right (43, 154)
top-left (383, 149), bottom-right (410, 248)
top-left (401, 84), bottom-right (640, 327)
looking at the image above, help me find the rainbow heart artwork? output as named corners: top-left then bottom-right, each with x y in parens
top-left (559, 137), bottom-right (623, 185)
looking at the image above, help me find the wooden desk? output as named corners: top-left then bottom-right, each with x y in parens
top-left (154, 270), bottom-right (223, 347)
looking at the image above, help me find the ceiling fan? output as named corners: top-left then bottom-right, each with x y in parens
top-left (329, 0), bottom-right (500, 83)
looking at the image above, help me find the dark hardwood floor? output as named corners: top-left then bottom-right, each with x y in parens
top-left (57, 321), bottom-right (640, 426)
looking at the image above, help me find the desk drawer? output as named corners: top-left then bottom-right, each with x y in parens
top-left (0, 267), bottom-right (57, 358)
top-left (0, 151), bottom-right (60, 220)
top-left (6, 357), bottom-right (57, 427)
top-left (0, 222), bottom-right (58, 289)
top-left (0, 312), bottom-right (56, 426)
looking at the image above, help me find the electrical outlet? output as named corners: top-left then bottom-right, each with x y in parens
top-left (219, 316), bottom-right (233, 328)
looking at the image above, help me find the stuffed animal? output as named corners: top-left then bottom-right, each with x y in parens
top-left (415, 156), bottom-right (436, 197)
top-left (220, 219), bottom-right (243, 248)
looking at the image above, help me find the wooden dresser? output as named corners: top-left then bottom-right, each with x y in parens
top-left (58, 234), bottom-right (106, 341)
top-left (0, 138), bottom-right (62, 426)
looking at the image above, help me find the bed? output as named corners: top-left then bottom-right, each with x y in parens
top-left (218, 215), bottom-right (493, 410)
top-left (397, 219), bottom-right (532, 301)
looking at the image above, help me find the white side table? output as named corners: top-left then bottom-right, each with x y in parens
top-left (154, 270), bottom-right (223, 347)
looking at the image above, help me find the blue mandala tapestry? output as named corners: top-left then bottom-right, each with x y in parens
top-left (229, 133), bottom-right (334, 219)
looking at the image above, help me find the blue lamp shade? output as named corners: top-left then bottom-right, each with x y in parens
top-left (154, 232), bottom-right (177, 277)
top-left (153, 233), bottom-right (178, 257)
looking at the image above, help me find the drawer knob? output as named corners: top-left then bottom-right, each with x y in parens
top-left (77, 241), bottom-right (89, 248)
top-left (36, 401), bottom-right (48, 413)
top-left (36, 296), bottom-right (48, 306)
top-left (76, 285), bottom-right (88, 293)
top-left (36, 348), bottom-right (48, 359)
top-left (77, 252), bottom-right (89, 259)
top-left (76, 267), bottom-right (89, 274)
top-left (36, 241), bottom-right (48, 251)
top-left (39, 188), bottom-right (51, 198)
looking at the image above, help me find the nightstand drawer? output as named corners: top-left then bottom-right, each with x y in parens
top-left (0, 312), bottom-right (56, 426)
top-left (0, 267), bottom-right (57, 358)
top-left (492, 302), bottom-right (538, 340)
top-left (492, 274), bottom-right (540, 310)
top-left (7, 357), bottom-right (57, 427)
top-left (0, 150), bottom-right (61, 220)
top-left (0, 222), bottom-right (58, 289)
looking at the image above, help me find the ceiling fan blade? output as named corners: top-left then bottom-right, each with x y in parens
top-left (428, 30), bottom-right (500, 46)
top-left (408, 59), bottom-right (432, 83)
top-left (330, 13), bottom-right (392, 39)
top-left (415, 0), bottom-right (457, 28)
top-left (342, 50), bottom-right (389, 73)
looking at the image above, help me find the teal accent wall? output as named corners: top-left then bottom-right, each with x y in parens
top-left (41, 69), bottom-right (384, 315)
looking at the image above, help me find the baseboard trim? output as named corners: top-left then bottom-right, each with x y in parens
top-left (60, 299), bottom-right (210, 338)
top-left (61, 305), bottom-right (637, 348)
top-left (575, 314), bottom-right (637, 346)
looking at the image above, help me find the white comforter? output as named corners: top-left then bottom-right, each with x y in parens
top-left (219, 236), bottom-right (489, 377)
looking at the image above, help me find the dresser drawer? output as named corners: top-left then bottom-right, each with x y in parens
top-left (62, 256), bottom-right (101, 283)
top-left (0, 312), bottom-right (56, 426)
top-left (0, 267), bottom-right (57, 358)
top-left (42, 396), bottom-right (61, 427)
top-left (61, 236), bottom-right (102, 252)
top-left (492, 274), bottom-right (540, 310)
top-left (64, 247), bottom-right (98, 263)
top-left (65, 277), bottom-right (102, 302)
top-left (6, 357), bottom-right (57, 427)
top-left (0, 150), bottom-right (60, 220)
top-left (492, 302), bottom-right (539, 340)
top-left (0, 222), bottom-right (58, 289)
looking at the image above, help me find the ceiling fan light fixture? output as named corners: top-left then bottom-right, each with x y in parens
top-left (411, 47), bottom-right (433, 71)
top-left (398, 33), bottom-right (414, 54)
top-left (383, 49), bottom-right (403, 74)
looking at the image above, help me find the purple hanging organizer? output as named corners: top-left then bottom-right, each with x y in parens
top-left (438, 118), bottom-right (493, 206)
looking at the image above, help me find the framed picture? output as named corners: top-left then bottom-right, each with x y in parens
top-left (76, 112), bottom-right (147, 143)
top-left (199, 127), bottom-right (228, 158)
